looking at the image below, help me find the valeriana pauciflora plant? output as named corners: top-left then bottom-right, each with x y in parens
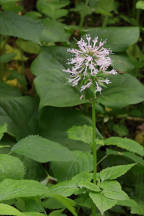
top-left (64, 35), bottom-right (118, 215)
top-left (64, 34), bottom-right (117, 183)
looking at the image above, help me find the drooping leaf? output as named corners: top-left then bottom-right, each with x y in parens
top-left (87, 27), bottom-right (140, 52)
top-left (11, 135), bottom-right (75, 162)
top-left (118, 199), bottom-right (144, 215)
top-left (99, 163), bottom-right (135, 181)
top-left (106, 149), bottom-right (144, 167)
top-left (104, 137), bottom-right (144, 156)
top-left (0, 12), bottom-right (42, 43)
top-left (0, 154), bottom-right (25, 181)
top-left (50, 194), bottom-right (77, 216)
top-left (97, 74), bottom-right (144, 108)
top-left (89, 192), bottom-right (117, 215)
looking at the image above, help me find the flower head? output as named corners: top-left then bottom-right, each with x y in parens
top-left (64, 35), bottom-right (117, 98)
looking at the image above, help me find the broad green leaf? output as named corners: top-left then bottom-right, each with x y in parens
top-left (111, 55), bottom-right (135, 73)
top-left (40, 19), bottom-right (70, 43)
top-left (107, 149), bottom-right (144, 167)
top-left (0, 12), bottom-right (42, 43)
top-left (136, 1), bottom-right (144, 9)
top-left (38, 107), bottom-right (92, 151)
top-left (0, 203), bottom-right (22, 215)
top-left (0, 179), bottom-right (49, 201)
top-left (100, 181), bottom-right (128, 200)
top-left (31, 47), bottom-right (67, 76)
top-left (0, 96), bottom-right (38, 139)
top-left (97, 74), bottom-right (144, 108)
top-left (0, 124), bottom-right (7, 140)
top-left (89, 192), bottom-right (117, 215)
top-left (104, 137), bottom-right (144, 156)
top-left (99, 163), bottom-right (135, 181)
top-left (0, 154), bottom-right (25, 181)
top-left (11, 135), bottom-right (74, 162)
top-left (87, 27), bottom-right (140, 52)
top-left (34, 72), bottom-right (84, 108)
top-left (31, 46), bottom-right (86, 108)
top-left (67, 125), bottom-right (103, 144)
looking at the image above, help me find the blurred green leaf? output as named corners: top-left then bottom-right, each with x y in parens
top-left (16, 39), bottom-right (40, 54)
top-left (98, 74), bottom-right (144, 108)
top-left (41, 19), bottom-right (70, 43)
top-left (136, 1), bottom-right (144, 9)
top-left (36, 0), bottom-right (69, 19)
top-left (0, 12), bottom-right (42, 43)
top-left (87, 27), bottom-right (140, 52)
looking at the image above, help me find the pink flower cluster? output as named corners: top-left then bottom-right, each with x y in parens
top-left (64, 35), bottom-right (117, 98)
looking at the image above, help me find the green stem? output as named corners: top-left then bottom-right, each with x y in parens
top-left (91, 97), bottom-right (97, 216)
top-left (92, 97), bottom-right (97, 184)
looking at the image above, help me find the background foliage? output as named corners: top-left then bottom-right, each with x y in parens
top-left (0, 0), bottom-right (144, 215)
